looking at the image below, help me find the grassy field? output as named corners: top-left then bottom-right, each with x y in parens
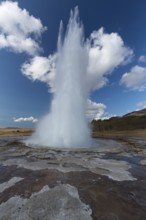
top-left (0, 128), bottom-right (33, 137)
top-left (93, 129), bottom-right (146, 139)
top-left (0, 128), bottom-right (145, 139)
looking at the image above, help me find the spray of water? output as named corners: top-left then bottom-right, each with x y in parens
top-left (27, 7), bottom-right (91, 148)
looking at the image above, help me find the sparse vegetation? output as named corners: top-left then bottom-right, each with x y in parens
top-left (0, 109), bottom-right (146, 139)
top-left (92, 129), bottom-right (146, 139)
top-left (0, 128), bottom-right (33, 137)
top-left (92, 114), bottom-right (146, 139)
top-left (92, 115), bottom-right (146, 132)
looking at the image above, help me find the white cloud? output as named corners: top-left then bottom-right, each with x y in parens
top-left (13, 116), bottom-right (38, 123)
top-left (0, 3), bottom-right (133, 94)
top-left (120, 65), bottom-right (146, 91)
top-left (86, 99), bottom-right (116, 121)
top-left (0, 1), bottom-right (46, 55)
top-left (103, 112), bottom-right (117, 119)
top-left (86, 99), bottom-right (107, 120)
top-left (21, 28), bottom-right (133, 92)
top-left (86, 28), bottom-right (133, 90)
top-left (21, 55), bottom-right (56, 92)
top-left (137, 101), bottom-right (146, 109)
top-left (138, 55), bottom-right (146, 63)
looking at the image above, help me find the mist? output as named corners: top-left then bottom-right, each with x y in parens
top-left (27, 7), bottom-right (91, 148)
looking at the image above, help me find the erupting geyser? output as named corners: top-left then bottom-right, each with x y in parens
top-left (27, 7), bottom-right (91, 148)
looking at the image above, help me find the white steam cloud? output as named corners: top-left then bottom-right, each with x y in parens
top-left (27, 8), bottom-right (91, 147)
top-left (0, 1), bottom-right (46, 55)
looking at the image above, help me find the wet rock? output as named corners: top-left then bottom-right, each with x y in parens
top-left (0, 184), bottom-right (92, 220)
top-left (0, 138), bottom-right (146, 219)
top-left (140, 159), bottom-right (146, 165)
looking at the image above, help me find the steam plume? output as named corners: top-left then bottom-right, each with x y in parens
top-left (27, 7), bottom-right (91, 148)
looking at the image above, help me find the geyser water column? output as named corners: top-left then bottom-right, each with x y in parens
top-left (28, 7), bottom-right (91, 148)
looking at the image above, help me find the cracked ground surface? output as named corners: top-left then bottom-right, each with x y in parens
top-left (0, 137), bottom-right (146, 219)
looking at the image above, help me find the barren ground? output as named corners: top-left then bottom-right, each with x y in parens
top-left (93, 129), bottom-right (146, 139)
top-left (0, 128), bottom-right (33, 137)
top-left (0, 135), bottom-right (146, 219)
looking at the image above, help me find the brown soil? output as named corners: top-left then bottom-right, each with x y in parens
top-left (93, 129), bottom-right (146, 139)
top-left (0, 128), bottom-right (33, 137)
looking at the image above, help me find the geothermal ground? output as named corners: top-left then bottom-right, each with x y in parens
top-left (0, 136), bottom-right (146, 219)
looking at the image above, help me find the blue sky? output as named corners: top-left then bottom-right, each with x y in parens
top-left (0, 0), bottom-right (146, 127)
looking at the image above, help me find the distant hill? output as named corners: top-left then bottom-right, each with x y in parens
top-left (91, 108), bottom-right (146, 132)
top-left (5, 127), bottom-right (20, 129)
top-left (124, 108), bottom-right (146, 117)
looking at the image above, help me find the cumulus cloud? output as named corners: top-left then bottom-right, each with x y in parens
top-left (86, 99), bottom-right (107, 120)
top-left (86, 28), bottom-right (133, 90)
top-left (22, 28), bottom-right (133, 92)
top-left (0, 1), bottom-right (46, 55)
top-left (0, 3), bottom-right (133, 92)
top-left (21, 55), bottom-right (56, 92)
top-left (137, 101), bottom-right (146, 109)
top-left (138, 55), bottom-right (146, 63)
top-left (13, 116), bottom-right (38, 123)
top-left (86, 99), bottom-right (116, 121)
top-left (120, 65), bottom-right (146, 91)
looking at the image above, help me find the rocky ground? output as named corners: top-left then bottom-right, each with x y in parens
top-left (0, 137), bottom-right (146, 219)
